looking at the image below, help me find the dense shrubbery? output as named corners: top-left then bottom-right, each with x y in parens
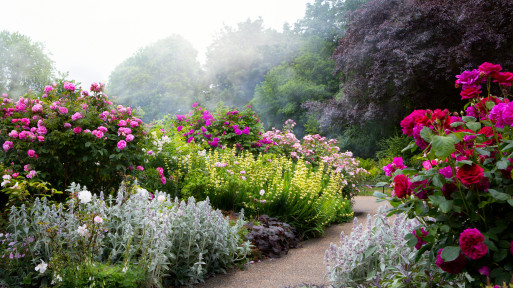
top-left (0, 81), bottom-right (146, 209)
top-left (177, 147), bottom-right (352, 238)
top-left (0, 82), bottom-right (366, 285)
top-left (0, 183), bottom-right (250, 287)
top-left (377, 63), bottom-right (513, 286)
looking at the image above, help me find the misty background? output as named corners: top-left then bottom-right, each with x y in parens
top-left (2, 0), bottom-right (513, 158)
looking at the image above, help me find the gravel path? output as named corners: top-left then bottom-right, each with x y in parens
top-left (194, 196), bottom-right (386, 288)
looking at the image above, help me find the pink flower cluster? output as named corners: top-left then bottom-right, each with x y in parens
top-left (383, 157), bottom-right (407, 177)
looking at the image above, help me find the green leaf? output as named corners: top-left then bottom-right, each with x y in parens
top-left (432, 174), bottom-right (444, 188)
top-left (85, 141), bottom-right (92, 148)
top-left (488, 189), bottom-right (510, 201)
top-left (474, 147), bottom-right (491, 157)
top-left (375, 182), bottom-right (389, 187)
top-left (450, 122), bottom-right (464, 128)
top-left (414, 200), bottom-right (426, 215)
top-left (364, 245), bottom-right (378, 258)
top-left (462, 116), bottom-right (477, 122)
top-left (420, 126), bottom-right (434, 142)
top-left (401, 142), bottom-right (417, 153)
top-left (373, 191), bottom-right (388, 198)
top-left (405, 233), bottom-right (417, 248)
top-left (441, 246), bottom-right (460, 262)
top-left (485, 100), bottom-right (496, 110)
top-left (496, 160), bottom-right (509, 170)
top-left (466, 121), bottom-right (481, 132)
top-left (431, 135), bottom-right (456, 159)
top-left (508, 199), bottom-right (513, 207)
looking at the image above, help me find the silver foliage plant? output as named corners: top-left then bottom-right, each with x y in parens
top-left (4, 182), bottom-right (250, 287)
top-left (324, 207), bottom-right (463, 288)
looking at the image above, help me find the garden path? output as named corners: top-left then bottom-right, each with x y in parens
top-left (193, 196), bottom-right (385, 288)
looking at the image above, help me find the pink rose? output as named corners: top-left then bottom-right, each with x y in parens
top-left (71, 112), bottom-right (82, 121)
top-left (28, 149), bottom-right (36, 157)
top-left (126, 134), bottom-right (134, 142)
top-left (117, 140), bottom-right (126, 150)
top-left (459, 228), bottom-right (487, 260)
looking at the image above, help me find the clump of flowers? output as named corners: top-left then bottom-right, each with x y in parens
top-left (173, 103), bottom-right (263, 151)
top-left (378, 62), bottom-right (513, 285)
top-left (0, 80), bottom-right (146, 204)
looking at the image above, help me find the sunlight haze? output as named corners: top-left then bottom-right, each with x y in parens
top-left (1, 0), bottom-right (312, 87)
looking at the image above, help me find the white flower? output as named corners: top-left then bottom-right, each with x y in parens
top-left (94, 216), bottom-right (103, 224)
top-left (35, 259), bottom-right (48, 274)
top-left (157, 195), bottom-right (166, 202)
top-left (259, 189), bottom-right (265, 196)
top-left (136, 187), bottom-right (149, 198)
top-left (77, 190), bottom-right (92, 204)
top-left (51, 274), bottom-right (63, 284)
top-left (198, 150), bottom-right (206, 157)
top-left (1, 180), bottom-right (10, 187)
top-left (77, 224), bottom-right (90, 237)
top-left (2, 174), bottom-right (11, 180)
top-left (122, 266), bottom-right (128, 273)
top-left (12, 182), bottom-right (19, 189)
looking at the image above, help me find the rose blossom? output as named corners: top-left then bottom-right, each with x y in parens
top-left (459, 228), bottom-right (487, 260)
top-left (77, 190), bottom-right (92, 204)
top-left (94, 216), bottom-right (103, 224)
top-left (456, 164), bottom-right (484, 186)
top-left (413, 227), bottom-right (429, 250)
top-left (117, 140), bottom-right (126, 150)
top-left (71, 112), bottom-right (82, 121)
top-left (27, 149), bottom-right (36, 157)
top-left (3, 141), bottom-right (13, 152)
top-left (393, 174), bottom-right (411, 198)
top-left (436, 248), bottom-right (466, 274)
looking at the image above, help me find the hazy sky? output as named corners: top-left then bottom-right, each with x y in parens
top-left (1, 0), bottom-right (312, 88)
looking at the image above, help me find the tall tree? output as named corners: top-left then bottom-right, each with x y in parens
top-left (252, 36), bottom-right (338, 137)
top-left (294, 0), bottom-right (368, 42)
top-left (205, 18), bottom-right (301, 108)
top-left (307, 0), bottom-right (513, 157)
top-left (329, 0), bottom-right (513, 127)
top-left (108, 35), bottom-right (203, 122)
top-left (0, 31), bottom-right (55, 97)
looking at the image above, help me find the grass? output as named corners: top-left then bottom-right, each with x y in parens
top-left (356, 184), bottom-right (392, 197)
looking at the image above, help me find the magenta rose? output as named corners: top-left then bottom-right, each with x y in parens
top-left (436, 248), bottom-right (467, 274)
top-left (456, 164), bottom-right (484, 186)
top-left (459, 228), bottom-right (487, 260)
top-left (478, 62), bottom-right (502, 74)
top-left (413, 227), bottom-right (429, 250)
top-left (393, 174), bottom-right (411, 199)
top-left (460, 87), bottom-right (481, 100)
top-left (117, 140), bottom-right (127, 150)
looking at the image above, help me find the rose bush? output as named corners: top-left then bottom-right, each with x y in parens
top-left (376, 62), bottom-right (513, 286)
top-left (172, 103), bottom-right (263, 151)
top-left (0, 81), bottom-right (146, 208)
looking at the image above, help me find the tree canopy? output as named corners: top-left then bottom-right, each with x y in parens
top-left (108, 35), bottom-right (203, 122)
top-left (0, 31), bottom-right (55, 98)
top-left (205, 18), bottom-right (301, 108)
top-left (325, 0), bottom-right (513, 127)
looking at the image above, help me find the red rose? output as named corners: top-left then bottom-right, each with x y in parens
top-left (460, 87), bottom-right (481, 100)
top-left (492, 71), bottom-right (513, 87)
top-left (478, 62), bottom-right (502, 74)
top-left (456, 164), bottom-right (484, 186)
top-left (394, 174), bottom-right (411, 198)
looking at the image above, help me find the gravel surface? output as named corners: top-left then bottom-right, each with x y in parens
top-left (192, 196), bottom-right (386, 288)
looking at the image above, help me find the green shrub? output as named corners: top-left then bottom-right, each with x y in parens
top-left (178, 148), bottom-right (353, 238)
top-left (57, 262), bottom-right (147, 288)
top-left (0, 81), bottom-right (146, 208)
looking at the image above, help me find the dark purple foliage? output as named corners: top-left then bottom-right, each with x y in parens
top-left (320, 0), bottom-right (513, 127)
top-left (244, 215), bottom-right (300, 258)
